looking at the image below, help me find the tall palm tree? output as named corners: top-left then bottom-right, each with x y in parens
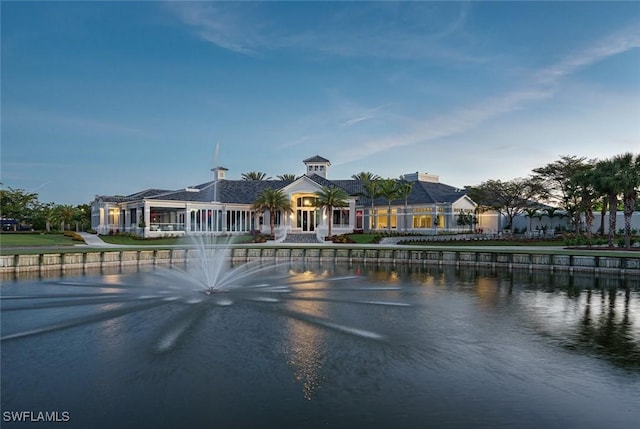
top-left (252, 188), bottom-right (292, 237)
top-left (277, 173), bottom-right (297, 181)
top-left (571, 166), bottom-right (597, 244)
top-left (593, 158), bottom-right (622, 247)
top-left (397, 181), bottom-right (413, 232)
top-left (358, 177), bottom-right (381, 231)
top-left (314, 186), bottom-right (349, 238)
top-left (378, 179), bottom-right (400, 233)
top-left (242, 171), bottom-right (271, 181)
top-left (613, 152), bottom-right (640, 248)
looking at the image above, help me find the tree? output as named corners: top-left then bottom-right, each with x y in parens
top-left (0, 185), bottom-right (39, 228)
top-left (570, 166), bottom-right (597, 244)
top-left (593, 157), bottom-right (622, 247)
top-left (314, 186), bottom-right (349, 238)
top-left (524, 207), bottom-right (542, 236)
top-left (612, 152), bottom-right (640, 249)
top-left (241, 171), bottom-right (271, 181)
top-left (252, 188), bottom-right (292, 237)
top-left (467, 178), bottom-right (545, 231)
top-left (351, 171), bottom-right (380, 182)
top-left (532, 155), bottom-right (593, 230)
top-left (397, 181), bottom-right (414, 232)
top-left (277, 174), bottom-right (297, 181)
top-left (32, 202), bottom-right (59, 232)
top-left (378, 179), bottom-right (401, 233)
top-left (56, 204), bottom-right (77, 231)
top-left (356, 175), bottom-right (381, 230)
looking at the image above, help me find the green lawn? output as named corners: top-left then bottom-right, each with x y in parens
top-left (97, 234), bottom-right (254, 246)
top-left (347, 234), bottom-right (380, 244)
top-left (0, 233), bottom-right (80, 247)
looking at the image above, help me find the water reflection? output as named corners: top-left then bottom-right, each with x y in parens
top-left (285, 269), bottom-right (329, 400)
top-left (2, 263), bottom-right (639, 429)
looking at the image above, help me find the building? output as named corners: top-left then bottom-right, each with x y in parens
top-left (91, 156), bottom-right (477, 240)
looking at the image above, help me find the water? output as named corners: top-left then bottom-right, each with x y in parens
top-left (1, 263), bottom-right (639, 429)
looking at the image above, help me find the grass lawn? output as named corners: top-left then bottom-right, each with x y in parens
top-left (347, 234), bottom-right (380, 244)
top-left (0, 233), bottom-right (80, 247)
top-left (98, 234), bottom-right (254, 246)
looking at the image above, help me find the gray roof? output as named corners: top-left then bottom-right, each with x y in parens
top-left (303, 155), bottom-right (330, 163)
top-left (99, 177), bottom-right (467, 206)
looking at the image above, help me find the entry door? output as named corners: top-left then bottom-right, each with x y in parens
top-left (301, 210), bottom-right (315, 232)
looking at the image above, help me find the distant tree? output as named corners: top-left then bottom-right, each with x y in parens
top-left (570, 166), bottom-right (597, 244)
top-left (32, 202), bottom-right (58, 232)
top-left (378, 179), bottom-right (401, 233)
top-left (523, 207), bottom-right (543, 235)
top-left (612, 152), bottom-right (640, 249)
top-left (314, 186), bottom-right (349, 238)
top-left (74, 204), bottom-right (92, 231)
top-left (351, 171), bottom-right (381, 182)
top-left (397, 181), bottom-right (414, 232)
top-left (56, 204), bottom-right (77, 231)
top-left (357, 177), bottom-right (382, 230)
top-left (277, 174), bottom-right (297, 181)
top-left (242, 171), bottom-right (271, 181)
top-left (252, 188), bottom-right (292, 237)
top-left (592, 157), bottom-right (623, 247)
top-left (0, 185), bottom-right (39, 227)
top-left (532, 155), bottom-right (594, 230)
top-left (467, 178), bottom-right (545, 231)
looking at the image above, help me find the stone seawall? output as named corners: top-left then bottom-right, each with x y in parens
top-left (1, 247), bottom-right (639, 277)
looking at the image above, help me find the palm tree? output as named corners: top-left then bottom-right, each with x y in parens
top-left (351, 171), bottom-right (380, 182)
top-left (571, 166), bottom-right (597, 244)
top-left (242, 171), bottom-right (271, 181)
top-left (524, 207), bottom-right (541, 236)
top-left (252, 188), bottom-right (292, 237)
top-left (357, 176), bottom-right (381, 231)
top-left (378, 179), bottom-right (401, 233)
top-left (277, 173), bottom-right (297, 181)
top-left (612, 152), bottom-right (640, 249)
top-left (593, 158), bottom-right (622, 247)
top-left (314, 186), bottom-right (349, 238)
top-left (397, 181), bottom-right (413, 232)
top-left (56, 204), bottom-right (77, 231)
top-left (543, 207), bottom-right (559, 233)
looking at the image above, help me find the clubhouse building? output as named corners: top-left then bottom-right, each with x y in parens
top-left (91, 156), bottom-right (482, 241)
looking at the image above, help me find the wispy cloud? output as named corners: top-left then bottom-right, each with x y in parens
top-left (340, 103), bottom-right (393, 127)
top-left (166, 1), bottom-right (481, 63)
top-left (534, 22), bottom-right (640, 85)
top-left (334, 23), bottom-right (640, 167)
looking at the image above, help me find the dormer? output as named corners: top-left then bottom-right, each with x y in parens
top-left (303, 155), bottom-right (330, 179)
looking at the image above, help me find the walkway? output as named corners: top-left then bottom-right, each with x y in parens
top-left (77, 232), bottom-right (118, 247)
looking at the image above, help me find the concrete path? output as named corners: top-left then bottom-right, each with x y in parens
top-left (77, 232), bottom-right (118, 247)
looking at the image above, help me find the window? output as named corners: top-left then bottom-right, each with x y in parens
top-left (376, 209), bottom-right (397, 229)
top-left (332, 208), bottom-right (349, 226)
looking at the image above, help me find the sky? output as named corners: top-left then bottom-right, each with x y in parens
top-left (2, 1), bottom-right (639, 205)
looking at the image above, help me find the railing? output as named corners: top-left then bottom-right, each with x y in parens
top-left (149, 223), bottom-right (185, 232)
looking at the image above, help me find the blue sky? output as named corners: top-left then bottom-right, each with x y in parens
top-left (2, 1), bottom-right (639, 205)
